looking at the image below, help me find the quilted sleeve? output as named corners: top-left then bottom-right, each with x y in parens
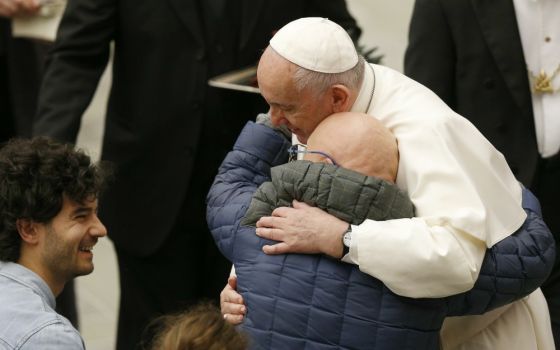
top-left (206, 121), bottom-right (291, 261)
top-left (446, 188), bottom-right (556, 316)
top-left (240, 182), bottom-right (281, 227)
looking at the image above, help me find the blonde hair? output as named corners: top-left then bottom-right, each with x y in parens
top-left (150, 303), bottom-right (248, 350)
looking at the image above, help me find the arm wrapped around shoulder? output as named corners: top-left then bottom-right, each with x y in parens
top-left (446, 187), bottom-right (555, 316)
top-left (206, 121), bottom-right (292, 261)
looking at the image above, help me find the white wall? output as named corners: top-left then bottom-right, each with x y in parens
top-left (346, 0), bottom-right (415, 72)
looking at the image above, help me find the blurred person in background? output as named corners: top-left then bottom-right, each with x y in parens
top-left (405, 0), bottom-right (560, 345)
top-left (0, 0), bottom-right (46, 139)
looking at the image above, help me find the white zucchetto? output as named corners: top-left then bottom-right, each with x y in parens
top-left (269, 17), bottom-right (359, 74)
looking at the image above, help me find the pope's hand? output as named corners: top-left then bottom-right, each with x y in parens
top-left (256, 200), bottom-right (348, 258)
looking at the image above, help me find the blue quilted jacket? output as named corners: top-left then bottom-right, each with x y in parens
top-left (207, 122), bottom-right (555, 350)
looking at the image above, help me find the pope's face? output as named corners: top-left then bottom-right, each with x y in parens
top-left (257, 48), bottom-right (332, 144)
top-left (39, 195), bottom-right (107, 284)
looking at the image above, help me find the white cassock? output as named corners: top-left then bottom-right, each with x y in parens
top-left (345, 63), bottom-right (553, 350)
top-left (348, 62), bottom-right (525, 296)
top-left (270, 16), bottom-right (552, 350)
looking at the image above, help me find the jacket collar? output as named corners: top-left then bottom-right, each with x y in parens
top-left (239, 0), bottom-right (266, 50)
top-left (166, 0), bottom-right (205, 47)
top-left (351, 63), bottom-right (376, 114)
top-left (167, 0), bottom-right (266, 52)
top-left (0, 261), bottom-right (56, 309)
top-left (470, 0), bottom-right (532, 112)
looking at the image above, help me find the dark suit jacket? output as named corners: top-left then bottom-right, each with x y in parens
top-left (0, 19), bottom-right (48, 140)
top-left (0, 20), bottom-right (13, 142)
top-left (404, 0), bottom-right (538, 186)
top-left (405, 1), bottom-right (560, 322)
top-left (33, 0), bottom-right (360, 257)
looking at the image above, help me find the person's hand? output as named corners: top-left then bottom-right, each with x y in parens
top-left (256, 200), bottom-right (348, 258)
top-left (0, 0), bottom-right (40, 18)
top-left (220, 275), bottom-right (246, 325)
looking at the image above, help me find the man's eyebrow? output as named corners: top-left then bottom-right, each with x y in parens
top-left (270, 102), bottom-right (293, 109)
top-left (71, 206), bottom-right (94, 216)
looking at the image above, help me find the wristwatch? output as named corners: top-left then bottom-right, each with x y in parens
top-left (341, 225), bottom-right (352, 258)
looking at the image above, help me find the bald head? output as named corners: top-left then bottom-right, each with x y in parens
top-left (305, 112), bottom-right (399, 183)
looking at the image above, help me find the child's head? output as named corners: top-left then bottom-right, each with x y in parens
top-left (150, 303), bottom-right (248, 350)
top-left (304, 112), bottom-right (399, 183)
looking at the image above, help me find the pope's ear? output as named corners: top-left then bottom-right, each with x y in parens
top-left (330, 84), bottom-right (352, 113)
top-left (16, 219), bottom-right (40, 244)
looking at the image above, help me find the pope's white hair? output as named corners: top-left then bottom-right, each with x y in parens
top-left (292, 55), bottom-right (365, 96)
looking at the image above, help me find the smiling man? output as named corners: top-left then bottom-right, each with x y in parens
top-left (0, 137), bottom-right (108, 349)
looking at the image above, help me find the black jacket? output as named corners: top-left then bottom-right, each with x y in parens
top-left (405, 0), bottom-right (537, 186)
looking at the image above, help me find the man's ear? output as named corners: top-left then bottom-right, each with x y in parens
top-left (16, 219), bottom-right (40, 244)
top-left (330, 84), bottom-right (352, 113)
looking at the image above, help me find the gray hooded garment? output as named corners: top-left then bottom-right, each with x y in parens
top-left (241, 160), bottom-right (413, 227)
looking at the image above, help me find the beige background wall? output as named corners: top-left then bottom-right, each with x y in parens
top-left (347, 0), bottom-right (415, 72)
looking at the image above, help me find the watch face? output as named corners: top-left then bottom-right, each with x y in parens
top-left (343, 231), bottom-right (352, 247)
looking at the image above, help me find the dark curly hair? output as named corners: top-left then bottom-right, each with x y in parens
top-left (0, 137), bottom-right (109, 262)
